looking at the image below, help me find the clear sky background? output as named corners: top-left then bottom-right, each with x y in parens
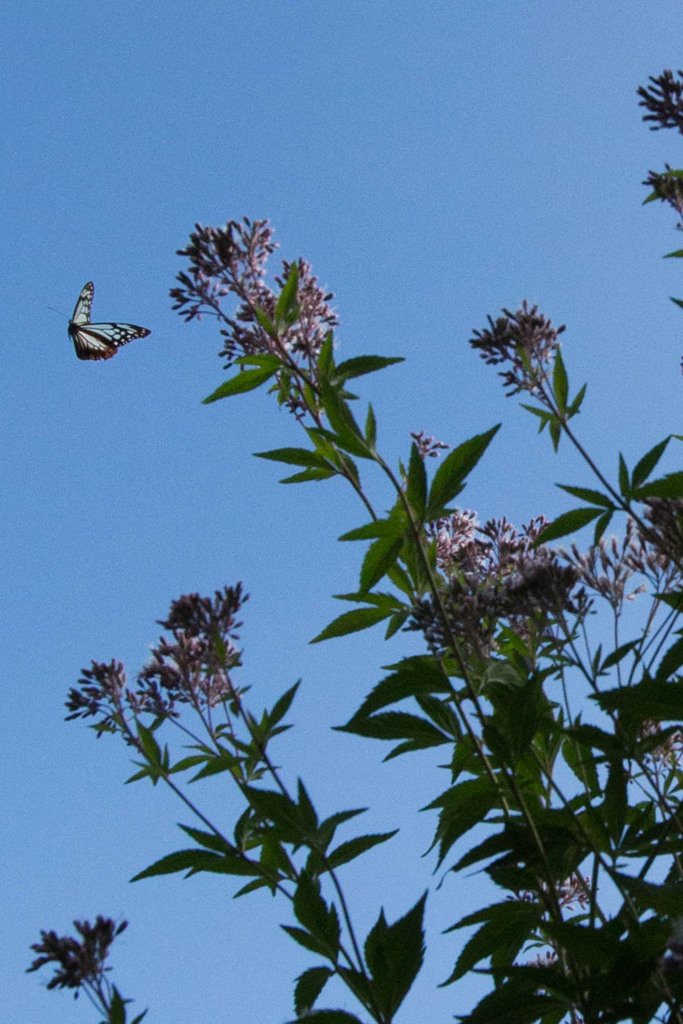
top-left (3, 3), bottom-right (683, 1022)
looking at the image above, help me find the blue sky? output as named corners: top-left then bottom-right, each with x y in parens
top-left (4, 2), bottom-right (683, 1021)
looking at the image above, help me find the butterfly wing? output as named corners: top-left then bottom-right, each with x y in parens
top-left (70, 281), bottom-right (94, 326)
top-left (69, 322), bottom-right (151, 361)
top-left (67, 282), bottom-right (150, 360)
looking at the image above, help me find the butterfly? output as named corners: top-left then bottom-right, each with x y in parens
top-left (68, 282), bottom-right (151, 360)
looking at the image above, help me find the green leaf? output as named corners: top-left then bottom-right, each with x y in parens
top-left (109, 987), bottom-right (126, 1024)
top-left (136, 723), bottom-right (162, 767)
top-left (594, 678), bottom-right (683, 722)
top-left (671, 296), bottom-right (683, 310)
top-left (561, 737), bottom-right (601, 798)
top-left (632, 436), bottom-right (671, 487)
top-left (552, 348), bottom-right (568, 412)
top-left (426, 778), bottom-right (501, 865)
top-left (333, 354), bottom-right (404, 381)
top-left (664, 249), bottom-right (683, 258)
top-left (536, 507), bottom-right (602, 543)
top-left (254, 447), bottom-right (332, 469)
top-left (459, 982), bottom-right (563, 1024)
top-left (269, 682), bottom-right (300, 728)
top-left (593, 509), bottom-right (613, 543)
top-left (618, 452), bottom-right (630, 495)
top-left (633, 471), bottom-right (683, 499)
top-left (556, 484), bottom-right (614, 508)
top-left (613, 873), bottom-right (683, 914)
top-left (278, 467), bottom-right (338, 484)
top-left (293, 966), bottom-right (333, 1016)
top-left (285, 1011), bottom-right (365, 1024)
top-left (281, 924), bottom-right (337, 958)
top-left (326, 830), bottom-right (398, 870)
top-left (311, 606), bottom-right (392, 643)
top-left (316, 333), bottom-right (335, 379)
top-left (203, 366), bottom-right (278, 404)
top-left (364, 403), bottom-right (377, 448)
top-left (318, 383), bottom-right (369, 458)
top-left (425, 424), bottom-right (500, 518)
top-left (275, 264), bottom-right (299, 325)
top-left (567, 381), bottom-right (587, 418)
top-left (178, 824), bottom-right (234, 854)
top-left (443, 899), bottom-right (541, 984)
top-left (131, 847), bottom-right (257, 882)
top-left (253, 306), bottom-right (276, 334)
top-left (405, 442), bottom-right (427, 520)
top-left (341, 656), bottom-right (452, 720)
top-left (244, 787), bottom-right (304, 841)
top-left (359, 534), bottom-right (404, 593)
top-left (292, 873), bottom-right (341, 953)
top-left (485, 672), bottom-right (546, 765)
top-left (602, 759), bottom-right (627, 842)
top-left (363, 893), bottom-right (426, 1019)
top-left (340, 709), bottom-right (450, 752)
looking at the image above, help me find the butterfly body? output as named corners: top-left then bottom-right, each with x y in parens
top-left (68, 282), bottom-right (150, 360)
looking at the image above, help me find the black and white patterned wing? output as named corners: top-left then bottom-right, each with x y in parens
top-left (67, 282), bottom-right (150, 361)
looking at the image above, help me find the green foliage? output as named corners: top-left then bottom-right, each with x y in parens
top-left (32, 76), bottom-right (683, 1024)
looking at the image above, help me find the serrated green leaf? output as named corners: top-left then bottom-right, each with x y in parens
top-left (292, 874), bottom-right (341, 953)
top-left (613, 873), bottom-right (683, 914)
top-left (593, 509), bottom-right (613, 543)
top-left (344, 656), bottom-right (451, 721)
top-left (339, 709), bottom-right (450, 749)
top-left (136, 723), bottom-right (162, 766)
top-left (364, 403), bottom-right (377, 447)
top-left (536, 507), bottom-right (602, 543)
top-left (460, 988), bottom-right (563, 1024)
top-left (130, 847), bottom-right (257, 882)
top-left (203, 366), bottom-right (278, 404)
top-left (253, 306), bottom-right (276, 334)
top-left (443, 900), bottom-right (541, 984)
top-left (318, 383), bottom-right (369, 458)
top-left (326, 830), bottom-right (398, 870)
top-left (254, 447), bottom-right (331, 468)
top-left (359, 534), bottom-right (404, 593)
top-left (405, 442), bottom-right (427, 520)
top-left (269, 682), bottom-right (300, 728)
top-left (618, 452), bottom-right (630, 495)
top-left (552, 348), bottom-right (568, 411)
top-left (632, 436), bottom-right (671, 487)
top-left (425, 424), bottom-right (500, 518)
top-left (593, 678), bottom-right (683, 721)
top-left (275, 265), bottom-right (299, 324)
top-left (549, 418), bottom-right (561, 451)
top-left (363, 893), bottom-right (426, 1018)
top-left (340, 518), bottom-right (404, 542)
top-left (333, 354), bottom-right (404, 380)
top-left (311, 606), bottom-right (391, 643)
top-left (244, 787), bottom-right (303, 840)
top-left (280, 467), bottom-right (338, 484)
top-left (294, 966), bottom-right (333, 1016)
top-left (633, 471), bottom-right (683, 499)
top-left (109, 987), bottom-right (126, 1024)
top-left (556, 484), bottom-right (614, 508)
top-left (602, 758), bottom-right (627, 842)
top-left (316, 333), bottom-right (335, 379)
top-left (281, 924), bottom-right (336, 958)
top-left (567, 381), bottom-right (587, 417)
top-left (426, 778), bottom-right (500, 865)
top-left (285, 1011), bottom-right (365, 1024)
top-left (561, 737), bottom-right (601, 798)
